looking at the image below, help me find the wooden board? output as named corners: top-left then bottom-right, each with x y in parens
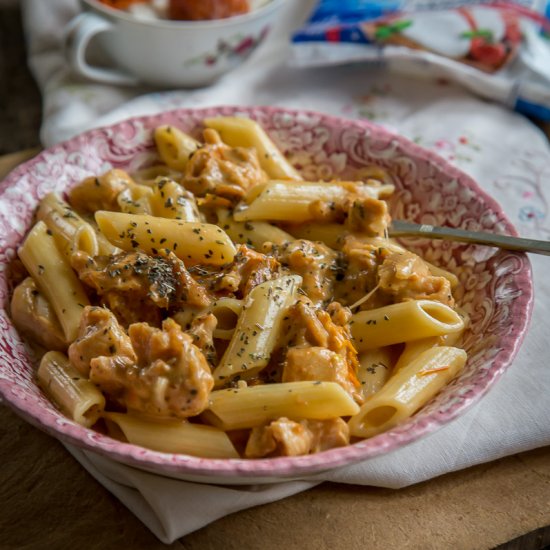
top-left (1, 150), bottom-right (549, 550)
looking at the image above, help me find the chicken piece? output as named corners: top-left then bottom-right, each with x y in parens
top-left (72, 250), bottom-right (211, 326)
top-left (282, 299), bottom-right (361, 402)
top-left (69, 169), bottom-right (134, 213)
top-left (10, 277), bottom-right (67, 351)
top-left (90, 318), bottom-right (213, 419)
top-left (346, 196), bottom-right (390, 237)
top-left (283, 346), bottom-right (359, 402)
top-left (244, 417), bottom-right (349, 458)
top-left (288, 300), bottom-right (356, 358)
top-left (307, 418), bottom-right (350, 453)
top-left (327, 301), bottom-right (352, 327)
top-left (335, 236), bottom-right (389, 308)
top-left (189, 244), bottom-right (280, 297)
top-left (338, 236), bottom-right (454, 309)
top-left (68, 306), bottom-right (136, 376)
top-left (264, 239), bottom-right (340, 304)
top-left (378, 250), bottom-right (454, 306)
top-left (245, 417), bottom-right (313, 458)
top-left (100, 291), bottom-right (161, 328)
top-left (218, 245), bottom-right (280, 296)
top-left (186, 313), bottom-right (218, 366)
top-left (182, 128), bottom-right (267, 201)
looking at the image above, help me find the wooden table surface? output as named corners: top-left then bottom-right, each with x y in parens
top-left (1, 3), bottom-right (550, 549)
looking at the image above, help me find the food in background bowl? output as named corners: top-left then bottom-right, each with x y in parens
top-left (64, 0), bottom-right (283, 87)
top-left (97, 0), bottom-right (265, 21)
top-left (0, 107), bottom-right (532, 482)
top-left (168, 0), bottom-right (249, 20)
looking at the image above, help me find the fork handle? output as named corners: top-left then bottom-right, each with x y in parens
top-left (389, 220), bottom-right (550, 256)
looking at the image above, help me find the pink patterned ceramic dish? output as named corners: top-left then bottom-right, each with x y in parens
top-left (0, 106), bottom-right (533, 483)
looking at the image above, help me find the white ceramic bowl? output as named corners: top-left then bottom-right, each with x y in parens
top-left (0, 106), bottom-right (533, 484)
top-left (64, 0), bottom-right (286, 87)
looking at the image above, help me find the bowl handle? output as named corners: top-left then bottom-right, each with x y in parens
top-left (64, 12), bottom-right (139, 86)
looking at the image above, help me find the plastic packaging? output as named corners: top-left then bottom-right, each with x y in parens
top-left (292, 1), bottom-right (550, 119)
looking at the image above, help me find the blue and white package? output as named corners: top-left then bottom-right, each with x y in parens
top-left (292, 1), bottom-right (550, 120)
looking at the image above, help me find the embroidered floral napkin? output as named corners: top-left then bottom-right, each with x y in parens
top-left (18, 0), bottom-right (550, 543)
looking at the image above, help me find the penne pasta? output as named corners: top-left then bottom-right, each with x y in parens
top-left (10, 277), bottom-right (67, 351)
top-left (38, 351), bottom-right (105, 428)
top-left (213, 275), bottom-right (302, 385)
top-left (351, 300), bottom-right (464, 351)
top-left (393, 329), bottom-right (465, 373)
top-left (284, 222), bottom-right (346, 249)
top-left (207, 297), bottom-right (244, 339)
top-left (357, 347), bottom-right (394, 400)
top-left (173, 298), bottom-right (244, 340)
top-left (80, 212), bottom-right (122, 255)
top-left (154, 125), bottom-right (199, 171)
top-left (233, 180), bottom-right (392, 223)
top-left (149, 178), bottom-right (201, 221)
top-left (95, 211), bottom-right (236, 265)
top-left (218, 212), bottom-right (293, 249)
top-left (36, 193), bottom-right (99, 257)
top-left (116, 184), bottom-right (153, 215)
top-left (204, 116), bottom-right (302, 180)
top-left (18, 221), bottom-right (90, 342)
top-left (104, 412), bottom-right (239, 458)
top-left (393, 336), bottom-right (441, 373)
top-left (90, 221), bottom-right (122, 256)
top-left (348, 346), bottom-right (467, 438)
top-left (207, 381), bottom-right (360, 430)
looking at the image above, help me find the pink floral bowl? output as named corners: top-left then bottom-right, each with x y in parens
top-left (0, 106), bottom-right (533, 483)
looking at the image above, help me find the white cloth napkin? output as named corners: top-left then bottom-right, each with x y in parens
top-left (21, 0), bottom-right (550, 544)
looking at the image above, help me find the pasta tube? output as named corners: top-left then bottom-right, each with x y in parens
top-left (218, 211), bottom-right (292, 249)
top-left (207, 381), bottom-right (360, 430)
top-left (212, 275), bottom-right (302, 385)
top-left (393, 329), bottom-right (465, 373)
top-left (284, 222), bottom-right (346, 249)
top-left (348, 346), bottom-right (467, 438)
top-left (116, 184), bottom-right (153, 215)
top-left (95, 211), bottom-right (236, 265)
top-left (173, 298), bottom-right (244, 340)
top-left (104, 412), bottom-right (239, 458)
top-left (204, 116), bottom-right (302, 180)
top-left (351, 300), bottom-right (464, 352)
top-left (36, 193), bottom-right (98, 257)
top-left (393, 336), bottom-right (441, 374)
top-left (149, 178), bottom-right (201, 221)
top-left (18, 221), bottom-right (90, 342)
top-left (37, 351), bottom-right (105, 428)
top-left (11, 277), bottom-right (67, 351)
top-left (207, 297), bottom-right (243, 339)
top-left (233, 181), bottom-right (390, 223)
top-left (357, 347), bottom-right (394, 400)
top-left (154, 125), bottom-right (199, 171)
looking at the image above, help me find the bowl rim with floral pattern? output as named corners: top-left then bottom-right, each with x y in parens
top-left (0, 106), bottom-right (534, 482)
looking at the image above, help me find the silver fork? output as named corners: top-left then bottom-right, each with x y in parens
top-left (389, 220), bottom-right (550, 256)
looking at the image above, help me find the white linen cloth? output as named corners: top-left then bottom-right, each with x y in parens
top-left (20, 0), bottom-right (550, 544)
